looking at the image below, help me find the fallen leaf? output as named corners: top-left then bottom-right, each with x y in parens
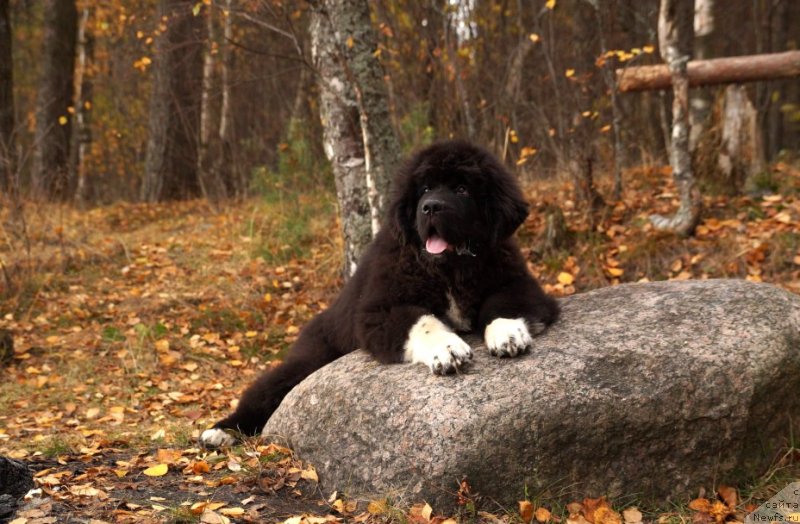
top-left (622, 507), bottom-right (642, 524)
top-left (717, 486), bottom-right (737, 509)
top-left (520, 501), bottom-right (534, 523)
top-left (143, 463), bottom-right (169, 477)
top-left (557, 272), bottom-right (575, 285)
top-left (301, 465), bottom-right (318, 482)
top-left (536, 507), bottom-right (553, 523)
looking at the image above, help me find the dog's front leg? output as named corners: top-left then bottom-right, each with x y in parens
top-left (357, 305), bottom-right (472, 374)
top-left (477, 277), bottom-right (559, 358)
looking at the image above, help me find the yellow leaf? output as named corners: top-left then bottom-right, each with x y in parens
top-left (557, 272), bottom-right (575, 285)
top-left (143, 463), bottom-right (169, 477)
top-left (545, 0), bottom-right (556, 9)
top-left (565, 68), bottom-right (575, 78)
top-left (642, 44), bottom-right (655, 54)
top-left (529, 33), bottom-right (540, 43)
top-left (58, 115), bottom-right (68, 126)
top-left (422, 503), bottom-right (433, 521)
top-left (536, 507), bottom-right (553, 522)
top-left (346, 36), bottom-right (354, 48)
top-left (607, 267), bottom-right (624, 277)
top-left (600, 124), bottom-right (611, 133)
top-left (368, 499), bottom-right (388, 515)
top-left (622, 507), bottom-right (642, 524)
top-left (220, 508), bottom-right (245, 517)
top-left (301, 466), bottom-right (319, 482)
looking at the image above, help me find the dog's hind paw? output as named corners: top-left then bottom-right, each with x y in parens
top-left (200, 428), bottom-right (237, 448)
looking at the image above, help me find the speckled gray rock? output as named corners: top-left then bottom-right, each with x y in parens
top-left (263, 279), bottom-right (800, 510)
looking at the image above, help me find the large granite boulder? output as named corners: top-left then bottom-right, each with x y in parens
top-left (263, 280), bottom-right (800, 510)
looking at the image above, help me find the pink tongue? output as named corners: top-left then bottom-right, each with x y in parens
top-left (425, 236), bottom-right (449, 254)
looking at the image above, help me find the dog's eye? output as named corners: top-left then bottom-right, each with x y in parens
top-left (455, 185), bottom-right (469, 196)
top-left (421, 185), bottom-right (430, 193)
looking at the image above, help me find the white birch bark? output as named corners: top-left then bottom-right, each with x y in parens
top-left (650, 0), bottom-right (703, 237)
top-left (324, 0), bottom-right (401, 234)
top-left (310, 6), bottom-right (371, 278)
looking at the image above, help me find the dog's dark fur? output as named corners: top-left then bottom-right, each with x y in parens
top-left (203, 140), bottom-right (559, 441)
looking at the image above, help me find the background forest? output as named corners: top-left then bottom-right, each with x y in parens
top-left (2, 0), bottom-right (798, 206)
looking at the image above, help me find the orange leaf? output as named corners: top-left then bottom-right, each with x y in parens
top-left (520, 501), bottom-right (534, 523)
top-left (536, 507), bottom-right (553, 523)
top-left (688, 498), bottom-right (712, 513)
top-left (583, 497), bottom-right (609, 523)
top-left (595, 506), bottom-right (622, 524)
top-left (717, 485), bottom-right (737, 509)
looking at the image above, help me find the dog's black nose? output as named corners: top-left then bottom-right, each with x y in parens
top-left (421, 198), bottom-right (446, 215)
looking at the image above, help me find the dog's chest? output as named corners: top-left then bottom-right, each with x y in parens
top-left (445, 292), bottom-right (472, 332)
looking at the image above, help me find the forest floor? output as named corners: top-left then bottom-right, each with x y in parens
top-left (1, 163), bottom-right (800, 523)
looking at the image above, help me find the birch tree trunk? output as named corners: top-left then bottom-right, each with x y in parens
top-left (216, 0), bottom-right (240, 198)
top-left (650, 0), bottom-right (702, 237)
top-left (197, 1), bottom-right (226, 201)
top-left (310, 6), bottom-right (372, 279)
top-left (72, 7), bottom-right (93, 205)
top-left (324, 0), bottom-right (401, 234)
top-left (32, 0), bottom-right (77, 201)
top-left (688, 0), bottom-right (714, 152)
top-left (141, 0), bottom-right (205, 202)
top-left (0, 0), bottom-right (13, 193)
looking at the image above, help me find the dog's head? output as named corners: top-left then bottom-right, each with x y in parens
top-left (389, 140), bottom-right (529, 259)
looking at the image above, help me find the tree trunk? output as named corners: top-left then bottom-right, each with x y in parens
top-left (324, 0), bottom-right (401, 234)
top-left (141, 0), bottom-right (205, 202)
top-left (32, 0), bottom-right (77, 201)
top-left (650, 0), bottom-right (702, 237)
top-left (591, 0), bottom-right (625, 200)
top-left (197, 1), bottom-right (226, 202)
top-left (719, 85), bottom-right (764, 192)
top-left (0, 0), bottom-right (13, 193)
top-left (617, 50), bottom-right (800, 92)
top-left (310, 5), bottom-right (371, 279)
top-left (688, 0), bottom-right (714, 152)
top-left (766, 0), bottom-right (788, 160)
top-left (72, 7), bottom-right (93, 205)
top-left (215, 0), bottom-right (240, 198)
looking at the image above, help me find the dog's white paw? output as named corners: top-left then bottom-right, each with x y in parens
top-left (404, 315), bottom-right (473, 374)
top-left (200, 428), bottom-right (237, 448)
top-left (484, 318), bottom-right (534, 357)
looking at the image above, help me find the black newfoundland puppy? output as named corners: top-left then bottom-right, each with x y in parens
top-left (201, 140), bottom-right (559, 447)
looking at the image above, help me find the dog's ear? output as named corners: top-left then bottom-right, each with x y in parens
top-left (387, 169), bottom-right (418, 246)
top-left (483, 158), bottom-right (529, 243)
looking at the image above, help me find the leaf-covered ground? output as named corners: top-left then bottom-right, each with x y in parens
top-left (1, 164), bottom-right (799, 523)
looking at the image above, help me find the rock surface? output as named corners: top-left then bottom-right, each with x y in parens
top-left (263, 280), bottom-right (800, 510)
